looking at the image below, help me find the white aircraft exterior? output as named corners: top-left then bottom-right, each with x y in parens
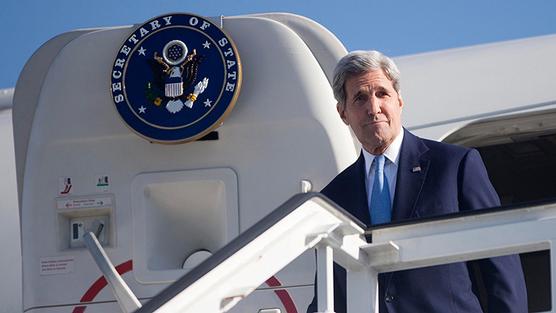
top-left (0, 87), bottom-right (20, 313)
top-left (1, 12), bottom-right (555, 313)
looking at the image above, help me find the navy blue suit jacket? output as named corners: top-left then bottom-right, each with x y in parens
top-left (308, 130), bottom-right (527, 313)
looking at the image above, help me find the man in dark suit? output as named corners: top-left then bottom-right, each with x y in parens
top-left (308, 50), bottom-right (527, 312)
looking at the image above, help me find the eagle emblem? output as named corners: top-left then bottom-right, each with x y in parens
top-left (147, 40), bottom-right (209, 113)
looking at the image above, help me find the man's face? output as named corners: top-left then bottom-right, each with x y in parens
top-left (338, 69), bottom-right (403, 155)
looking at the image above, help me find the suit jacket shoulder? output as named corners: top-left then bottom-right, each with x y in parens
top-left (321, 154), bottom-right (370, 225)
top-left (418, 135), bottom-right (500, 212)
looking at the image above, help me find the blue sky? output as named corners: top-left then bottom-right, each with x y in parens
top-left (1, 0), bottom-right (555, 89)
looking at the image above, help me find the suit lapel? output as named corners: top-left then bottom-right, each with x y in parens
top-left (392, 130), bottom-right (430, 221)
top-left (347, 153), bottom-right (371, 225)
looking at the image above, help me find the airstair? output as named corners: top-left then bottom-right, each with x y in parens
top-left (86, 192), bottom-right (556, 313)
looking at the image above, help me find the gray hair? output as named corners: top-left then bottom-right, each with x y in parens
top-left (332, 50), bottom-right (401, 106)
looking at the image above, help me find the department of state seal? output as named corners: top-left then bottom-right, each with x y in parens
top-left (110, 13), bottom-right (242, 143)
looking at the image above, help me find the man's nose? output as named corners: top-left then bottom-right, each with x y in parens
top-left (367, 97), bottom-right (381, 116)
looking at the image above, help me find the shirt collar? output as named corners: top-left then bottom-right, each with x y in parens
top-left (363, 129), bottom-right (404, 177)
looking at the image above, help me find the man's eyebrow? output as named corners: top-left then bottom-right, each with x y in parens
top-left (351, 85), bottom-right (387, 97)
top-left (351, 89), bottom-right (366, 100)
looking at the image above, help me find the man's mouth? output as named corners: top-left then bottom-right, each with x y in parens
top-left (366, 119), bottom-right (389, 126)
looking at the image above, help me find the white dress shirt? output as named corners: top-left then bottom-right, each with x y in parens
top-left (363, 129), bottom-right (404, 207)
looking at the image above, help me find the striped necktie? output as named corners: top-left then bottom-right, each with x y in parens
top-left (370, 155), bottom-right (392, 224)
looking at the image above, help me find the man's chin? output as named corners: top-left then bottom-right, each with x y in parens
top-left (363, 134), bottom-right (394, 154)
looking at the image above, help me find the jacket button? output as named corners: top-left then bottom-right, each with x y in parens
top-left (385, 294), bottom-right (395, 303)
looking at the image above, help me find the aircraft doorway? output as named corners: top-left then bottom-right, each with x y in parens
top-left (443, 109), bottom-right (556, 312)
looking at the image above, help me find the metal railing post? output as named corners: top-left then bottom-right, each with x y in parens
top-left (316, 244), bottom-right (335, 313)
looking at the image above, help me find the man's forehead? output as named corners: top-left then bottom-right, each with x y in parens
top-left (345, 70), bottom-right (394, 90)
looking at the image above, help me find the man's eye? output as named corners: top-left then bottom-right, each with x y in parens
top-left (354, 94), bottom-right (367, 104)
top-left (376, 91), bottom-right (389, 98)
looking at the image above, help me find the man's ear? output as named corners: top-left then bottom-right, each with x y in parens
top-left (337, 102), bottom-right (349, 125)
top-left (398, 93), bottom-right (404, 110)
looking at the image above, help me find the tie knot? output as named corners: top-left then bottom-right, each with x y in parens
top-left (374, 155), bottom-right (385, 174)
